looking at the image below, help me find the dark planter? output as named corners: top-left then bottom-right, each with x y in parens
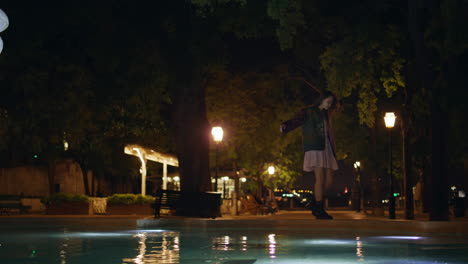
top-left (454, 198), bottom-right (466, 217)
top-left (106, 204), bottom-right (154, 215)
top-left (46, 202), bottom-right (90, 215)
top-left (175, 192), bottom-right (222, 218)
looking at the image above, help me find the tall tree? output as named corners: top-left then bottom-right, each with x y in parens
top-left (206, 67), bottom-right (304, 192)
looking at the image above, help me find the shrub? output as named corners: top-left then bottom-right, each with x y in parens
top-left (107, 194), bottom-right (155, 205)
top-left (41, 193), bottom-right (89, 205)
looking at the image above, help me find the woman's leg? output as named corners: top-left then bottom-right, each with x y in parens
top-left (313, 167), bottom-right (333, 219)
top-left (324, 168), bottom-right (334, 193)
top-left (314, 168), bottom-right (325, 202)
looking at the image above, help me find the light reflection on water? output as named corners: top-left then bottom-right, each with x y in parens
top-left (356, 236), bottom-right (364, 262)
top-left (121, 232), bottom-right (180, 264)
top-left (1, 223), bottom-right (468, 264)
top-left (268, 234), bottom-right (276, 259)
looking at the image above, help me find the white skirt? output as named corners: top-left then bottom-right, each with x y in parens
top-left (303, 138), bottom-right (338, 172)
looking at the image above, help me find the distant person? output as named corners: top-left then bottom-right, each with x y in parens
top-left (281, 92), bottom-right (338, 219)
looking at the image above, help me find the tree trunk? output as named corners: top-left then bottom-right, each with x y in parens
top-left (233, 160), bottom-right (239, 215)
top-left (369, 126), bottom-right (383, 208)
top-left (173, 90), bottom-right (211, 193)
top-left (408, 0), bottom-right (448, 220)
top-left (168, 2), bottom-right (211, 193)
top-left (47, 160), bottom-right (56, 194)
top-left (80, 163), bottom-right (90, 196)
top-left (401, 114), bottom-right (414, 219)
top-left (430, 103), bottom-right (449, 220)
top-left (422, 158), bottom-right (431, 213)
top-left (91, 171), bottom-right (95, 197)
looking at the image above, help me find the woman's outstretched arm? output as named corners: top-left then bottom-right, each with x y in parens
top-left (280, 109), bottom-right (306, 134)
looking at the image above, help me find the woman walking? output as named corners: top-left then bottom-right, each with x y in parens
top-left (280, 92), bottom-right (338, 219)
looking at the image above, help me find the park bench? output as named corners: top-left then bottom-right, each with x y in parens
top-left (0, 196), bottom-right (32, 216)
top-left (240, 195), bottom-right (270, 215)
top-left (153, 189), bottom-right (182, 218)
top-left (153, 190), bottom-right (222, 219)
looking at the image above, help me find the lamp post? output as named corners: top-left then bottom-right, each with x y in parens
top-left (222, 176), bottom-right (229, 198)
top-left (384, 112), bottom-right (396, 219)
top-left (211, 126), bottom-right (224, 192)
top-left (353, 161), bottom-right (361, 212)
top-left (267, 165), bottom-right (276, 209)
top-left (173, 176), bottom-right (180, 191)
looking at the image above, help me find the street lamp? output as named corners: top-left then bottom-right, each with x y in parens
top-left (354, 161), bottom-right (361, 169)
top-left (173, 176), bottom-right (180, 191)
top-left (353, 161), bottom-right (362, 212)
top-left (268, 165), bottom-right (275, 175)
top-left (384, 112), bottom-right (396, 219)
top-left (222, 176), bottom-right (229, 198)
top-left (211, 126), bottom-right (224, 192)
top-left (267, 165), bottom-right (276, 206)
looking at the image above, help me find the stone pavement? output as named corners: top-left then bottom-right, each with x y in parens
top-left (2, 208), bottom-right (468, 233)
top-left (209, 209), bottom-right (468, 234)
top-left (220, 208), bottom-right (468, 221)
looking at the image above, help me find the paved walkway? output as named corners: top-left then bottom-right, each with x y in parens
top-left (1, 208), bottom-right (467, 221)
top-left (220, 208), bottom-right (468, 221)
top-left (2, 208), bottom-right (468, 233)
top-left (141, 209), bottom-right (468, 234)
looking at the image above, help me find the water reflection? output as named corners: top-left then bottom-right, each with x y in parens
top-left (122, 231), bottom-right (180, 264)
top-left (4, 222), bottom-right (462, 264)
top-left (241, 236), bottom-right (248, 251)
top-left (57, 229), bottom-right (85, 264)
top-left (268, 234), bottom-right (276, 259)
top-left (133, 233), bottom-right (146, 264)
top-left (356, 236), bottom-right (364, 262)
top-left (210, 233), bottom-right (283, 260)
top-left (212, 235), bottom-right (233, 251)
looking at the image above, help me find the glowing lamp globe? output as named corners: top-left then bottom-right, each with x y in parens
top-left (354, 161), bottom-right (361, 169)
top-left (0, 36), bottom-right (3, 54)
top-left (268, 166), bottom-right (275, 175)
top-left (0, 9), bottom-right (8, 33)
top-left (384, 112), bottom-right (396, 128)
top-left (211, 126), bottom-right (224, 143)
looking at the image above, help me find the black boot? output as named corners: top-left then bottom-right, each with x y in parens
top-left (315, 201), bottom-right (333, 220)
top-left (305, 196), bottom-right (320, 217)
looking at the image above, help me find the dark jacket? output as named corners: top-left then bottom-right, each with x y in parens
top-left (281, 105), bottom-right (336, 154)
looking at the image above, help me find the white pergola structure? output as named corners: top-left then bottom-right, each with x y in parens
top-left (124, 144), bottom-right (179, 196)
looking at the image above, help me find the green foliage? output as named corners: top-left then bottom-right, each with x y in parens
top-left (107, 194), bottom-right (155, 205)
top-left (192, 0), bottom-right (247, 6)
top-left (261, 163), bottom-right (297, 190)
top-left (41, 193), bottom-right (89, 205)
top-left (267, 0), bottom-right (305, 50)
top-left (192, 0), bottom-right (305, 49)
top-left (320, 26), bottom-right (405, 127)
top-left (206, 66), bottom-right (303, 190)
top-left (241, 179), bottom-right (260, 194)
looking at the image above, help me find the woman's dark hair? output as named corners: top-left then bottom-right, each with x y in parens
top-left (313, 91), bottom-right (336, 108)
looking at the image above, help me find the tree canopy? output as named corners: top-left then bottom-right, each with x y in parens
top-left (0, 0), bottom-right (466, 214)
